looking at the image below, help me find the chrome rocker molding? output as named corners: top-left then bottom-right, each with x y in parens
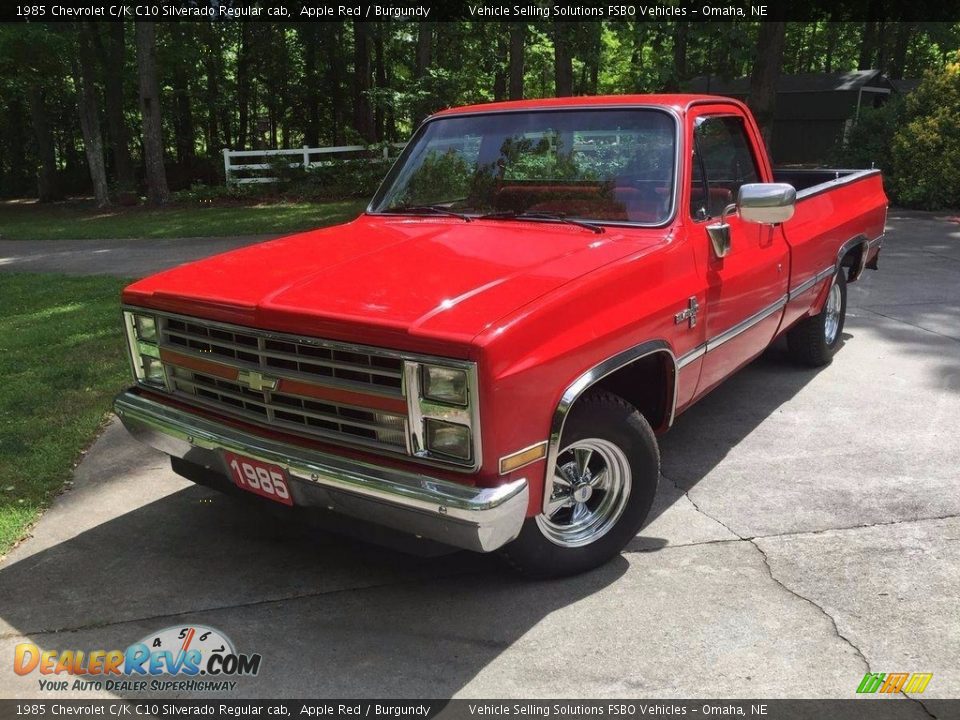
top-left (543, 339), bottom-right (676, 514)
top-left (114, 390), bottom-right (527, 553)
top-left (676, 295), bottom-right (788, 370)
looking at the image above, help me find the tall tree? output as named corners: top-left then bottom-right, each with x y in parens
top-left (667, 21), bottom-right (690, 91)
top-left (373, 24), bottom-right (388, 139)
top-left (553, 22), bottom-right (574, 97)
top-left (135, 22), bottom-right (170, 205)
top-left (352, 21), bottom-right (375, 143)
top-left (415, 22), bottom-right (432, 78)
top-left (493, 29), bottom-right (507, 101)
top-left (169, 26), bottom-right (196, 167)
top-left (322, 23), bottom-right (345, 144)
top-left (236, 23), bottom-right (251, 149)
top-left (73, 23), bottom-right (110, 207)
top-left (747, 21), bottom-right (787, 149)
top-left (859, 20), bottom-right (879, 69)
top-left (91, 23), bottom-right (135, 192)
top-left (27, 85), bottom-right (60, 202)
top-left (201, 23), bottom-right (228, 151)
top-left (508, 23), bottom-right (525, 99)
top-left (889, 22), bottom-right (915, 79)
top-left (300, 24), bottom-right (321, 147)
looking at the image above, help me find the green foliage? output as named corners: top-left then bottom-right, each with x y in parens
top-left (890, 55), bottom-right (960, 209)
top-left (300, 158), bottom-right (395, 201)
top-left (834, 99), bottom-right (904, 173)
top-left (397, 150), bottom-right (474, 206)
top-left (1, 20), bottom-right (959, 204)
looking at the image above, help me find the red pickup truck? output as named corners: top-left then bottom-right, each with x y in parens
top-left (115, 95), bottom-right (887, 577)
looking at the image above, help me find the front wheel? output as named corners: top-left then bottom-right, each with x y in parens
top-left (499, 390), bottom-right (659, 578)
top-left (786, 267), bottom-right (847, 367)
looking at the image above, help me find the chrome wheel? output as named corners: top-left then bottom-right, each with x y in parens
top-left (536, 438), bottom-right (632, 548)
top-left (824, 278), bottom-right (842, 345)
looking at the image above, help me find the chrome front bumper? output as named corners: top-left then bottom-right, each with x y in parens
top-left (113, 391), bottom-right (528, 552)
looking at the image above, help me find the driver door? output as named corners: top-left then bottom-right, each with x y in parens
top-left (690, 110), bottom-right (790, 395)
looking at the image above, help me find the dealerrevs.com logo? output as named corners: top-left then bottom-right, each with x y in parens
top-left (14, 625), bottom-right (262, 693)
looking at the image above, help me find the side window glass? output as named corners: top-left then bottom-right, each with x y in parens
top-left (693, 116), bottom-right (760, 219)
top-left (689, 149), bottom-right (708, 221)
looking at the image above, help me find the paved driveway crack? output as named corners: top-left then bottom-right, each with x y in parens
top-left (663, 475), bottom-right (939, 718)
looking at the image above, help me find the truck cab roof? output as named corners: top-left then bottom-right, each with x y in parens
top-left (429, 94), bottom-right (746, 118)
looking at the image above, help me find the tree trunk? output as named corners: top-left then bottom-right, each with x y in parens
top-left (374, 24), bottom-right (387, 140)
top-left (5, 96), bottom-right (30, 194)
top-left (889, 22), bottom-right (914, 80)
top-left (26, 87), bottom-right (60, 200)
top-left (91, 22), bottom-right (135, 192)
top-left (509, 23), bottom-right (525, 99)
top-left (202, 24), bottom-right (224, 153)
top-left (322, 23), bottom-right (344, 144)
top-left (824, 22), bottom-right (838, 73)
top-left (237, 23), bottom-right (250, 150)
top-left (172, 65), bottom-right (194, 167)
top-left (300, 24), bottom-right (321, 147)
top-left (74, 23), bottom-right (111, 207)
top-left (493, 29), bottom-right (507, 101)
top-left (747, 21), bottom-right (786, 150)
top-left (859, 20), bottom-right (879, 70)
top-left (352, 21), bottom-right (375, 143)
top-left (874, 21), bottom-right (888, 74)
top-left (667, 22), bottom-right (689, 91)
top-left (415, 22), bottom-right (432, 78)
top-left (553, 22), bottom-right (573, 97)
top-left (135, 22), bottom-right (170, 205)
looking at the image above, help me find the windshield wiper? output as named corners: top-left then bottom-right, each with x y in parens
top-left (478, 210), bottom-right (604, 234)
top-left (382, 204), bottom-right (472, 222)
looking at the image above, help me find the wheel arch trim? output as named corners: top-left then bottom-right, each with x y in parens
top-left (542, 339), bottom-right (676, 514)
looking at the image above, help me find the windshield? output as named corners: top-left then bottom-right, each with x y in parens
top-left (370, 109), bottom-right (677, 225)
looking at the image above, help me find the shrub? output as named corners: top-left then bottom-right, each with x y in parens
top-left (889, 54), bottom-right (960, 210)
top-left (295, 158), bottom-right (394, 200)
top-left (833, 98), bottom-right (903, 174)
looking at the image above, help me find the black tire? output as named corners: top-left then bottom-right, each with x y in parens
top-left (786, 267), bottom-right (847, 367)
top-left (499, 390), bottom-right (659, 578)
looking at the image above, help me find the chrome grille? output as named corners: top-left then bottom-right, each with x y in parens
top-left (169, 367), bottom-right (408, 451)
top-left (162, 318), bottom-right (403, 392)
top-left (156, 315), bottom-right (408, 453)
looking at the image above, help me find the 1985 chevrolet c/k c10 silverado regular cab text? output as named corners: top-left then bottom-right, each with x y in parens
top-left (115, 95), bottom-right (887, 576)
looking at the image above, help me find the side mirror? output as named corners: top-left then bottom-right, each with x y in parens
top-left (738, 183), bottom-right (796, 225)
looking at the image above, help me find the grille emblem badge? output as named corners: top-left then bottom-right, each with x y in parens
top-left (237, 369), bottom-right (279, 392)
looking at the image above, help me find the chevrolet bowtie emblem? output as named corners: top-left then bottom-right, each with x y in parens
top-left (237, 369), bottom-right (279, 392)
top-left (674, 296), bottom-right (700, 329)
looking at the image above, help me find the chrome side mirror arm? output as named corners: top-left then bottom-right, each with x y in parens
top-left (706, 202), bottom-right (737, 259)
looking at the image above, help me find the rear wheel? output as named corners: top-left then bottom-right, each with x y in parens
top-left (787, 267), bottom-right (847, 367)
top-left (500, 390), bottom-right (659, 578)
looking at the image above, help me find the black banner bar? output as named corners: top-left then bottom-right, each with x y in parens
top-left (3, 0), bottom-right (960, 24)
top-left (1, 700), bottom-right (957, 720)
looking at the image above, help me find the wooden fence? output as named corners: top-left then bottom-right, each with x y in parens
top-left (223, 143), bottom-right (406, 184)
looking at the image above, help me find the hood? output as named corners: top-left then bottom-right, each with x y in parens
top-left (123, 215), bottom-right (668, 352)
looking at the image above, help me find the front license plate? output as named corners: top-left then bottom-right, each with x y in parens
top-left (224, 452), bottom-right (294, 506)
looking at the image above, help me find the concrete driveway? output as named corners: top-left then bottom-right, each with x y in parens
top-left (0, 234), bottom-right (277, 277)
top-left (0, 212), bottom-right (957, 704)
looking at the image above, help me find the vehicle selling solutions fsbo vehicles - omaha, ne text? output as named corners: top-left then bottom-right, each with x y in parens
top-left (115, 95), bottom-right (887, 577)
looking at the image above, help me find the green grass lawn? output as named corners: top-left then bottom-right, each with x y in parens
top-left (0, 274), bottom-right (131, 555)
top-left (0, 198), bottom-right (368, 241)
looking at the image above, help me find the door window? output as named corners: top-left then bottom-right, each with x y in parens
top-left (690, 115), bottom-right (760, 220)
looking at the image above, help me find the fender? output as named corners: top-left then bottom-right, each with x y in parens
top-left (542, 339), bottom-right (677, 514)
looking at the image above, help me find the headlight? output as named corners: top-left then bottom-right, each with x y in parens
top-left (421, 365), bottom-right (468, 406)
top-left (424, 418), bottom-right (472, 461)
top-left (134, 315), bottom-right (157, 342)
top-left (124, 310), bottom-right (167, 389)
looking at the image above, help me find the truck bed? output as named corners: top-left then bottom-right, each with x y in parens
top-left (773, 168), bottom-right (881, 198)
